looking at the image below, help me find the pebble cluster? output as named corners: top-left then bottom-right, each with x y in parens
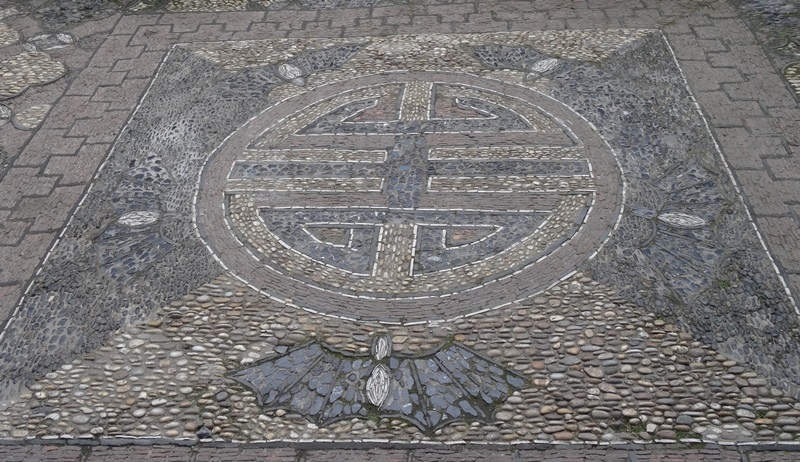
top-left (0, 9), bottom-right (71, 128)
top-left (2, 274), bottom-right (800, 444)
top-left (778, 40), bottom-right (800, 57)
top-left (0, 52), bottom-right (67, 100)
top-left (118, 211), bottom-right (161, 228)
top-left (12, 104), bottom-right (51, 130)
top-left (0, 22), bottom-right (18, 46)
top-left (0, 7), bottom-right (70, 148)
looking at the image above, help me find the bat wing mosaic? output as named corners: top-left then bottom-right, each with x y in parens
top-left (230, 336), bottom-right (527, 433)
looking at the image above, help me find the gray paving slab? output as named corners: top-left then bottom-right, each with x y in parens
top-left (0, 0), bottom-right (799, 459)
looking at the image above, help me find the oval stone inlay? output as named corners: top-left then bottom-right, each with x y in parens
top-left (657, 212), bottom-right (707, 229)
top-left (118, 211), bottom-right (160, 227)
top-left (366, 364), bottom-right (391, 407)
top-left (371, 336), bottom-right (391, 361)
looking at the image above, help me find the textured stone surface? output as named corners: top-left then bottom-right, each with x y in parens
top-left (0, 0), bottom-right (799, 458)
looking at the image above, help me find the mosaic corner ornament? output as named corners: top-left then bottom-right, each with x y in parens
top-left (229, 335), bottom-right (527, 434)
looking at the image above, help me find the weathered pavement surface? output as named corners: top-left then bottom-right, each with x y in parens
top-left (1, 0), bottom-right (800, 460)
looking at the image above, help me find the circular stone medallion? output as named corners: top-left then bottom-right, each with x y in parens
top-left (196, 72), bottom-right (622, 323)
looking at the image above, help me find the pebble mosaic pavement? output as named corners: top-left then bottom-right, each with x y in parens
top-left (1, 0), bottom-right (800, 460)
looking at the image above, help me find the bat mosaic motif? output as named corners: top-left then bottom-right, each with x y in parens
top-left (229, 336), bottom-right (527, 434)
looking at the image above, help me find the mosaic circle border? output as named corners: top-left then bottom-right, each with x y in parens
top-left (194, 71), bottom-right (624, 323)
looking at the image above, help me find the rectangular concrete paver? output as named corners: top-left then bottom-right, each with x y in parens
top-left (0, 444), bottom-right (82, 462)
top-left (304, 448), bottom-right (408, 462)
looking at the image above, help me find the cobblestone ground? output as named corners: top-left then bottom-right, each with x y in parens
top-left (0, 0), bottom-right (799, 459)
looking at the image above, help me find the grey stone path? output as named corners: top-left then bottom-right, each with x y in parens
top-left (1, 441), bottom-right (800, 461)
top-left (0, 0), bottom-right (799, 459)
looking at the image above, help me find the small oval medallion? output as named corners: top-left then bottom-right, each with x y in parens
top-left (366, 364), bottom-right (391, 407)
top-left (530, 58), bottom-right (559, 73)
top-left (118, 211), bottom-right (160, 227)
top-left (371, 335), bottom-right (391, 361)
top-left (657, 212), bottom-right (707, 229)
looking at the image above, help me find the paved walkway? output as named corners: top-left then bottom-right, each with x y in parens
top-left (3, 441), bottom-right (800, 461)
top-left (0, 0), bottom-right (799, 459)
